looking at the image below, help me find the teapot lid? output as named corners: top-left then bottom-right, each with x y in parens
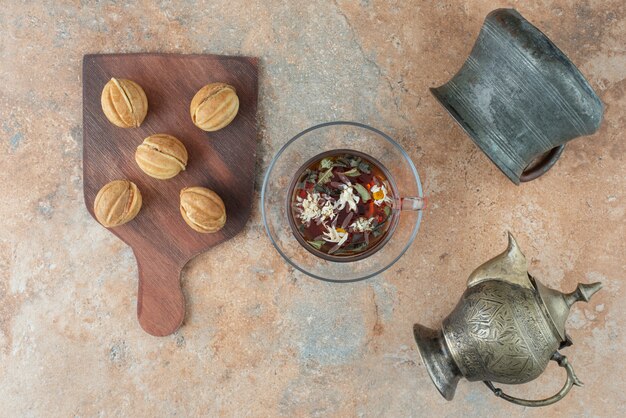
top-left (534, 278), bottom-right (602, 342)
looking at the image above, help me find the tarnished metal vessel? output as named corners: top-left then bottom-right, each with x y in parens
top-left (431, 9), bottom-right (603, 184)
top-left (414, 233), bottom-right (602, 406)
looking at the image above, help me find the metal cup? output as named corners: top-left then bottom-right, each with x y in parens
top-left (431, 9), bottom-right (604, 184)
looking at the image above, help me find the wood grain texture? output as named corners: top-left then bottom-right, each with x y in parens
top-left (82, 53), bottom-right (258, 336)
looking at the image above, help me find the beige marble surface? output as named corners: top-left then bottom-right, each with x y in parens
top-left (1, 1), bottom-right (624, 416)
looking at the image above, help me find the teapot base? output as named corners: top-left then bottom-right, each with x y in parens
top-left (413, 324), bottom-right (462, 401)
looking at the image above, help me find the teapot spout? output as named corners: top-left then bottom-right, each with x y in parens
top-left (565, 282), bottom-right (603, 308)
top-left (413, 324), bottom-right (462, 401)
top-left (467, 232), bottom-right (533, 290)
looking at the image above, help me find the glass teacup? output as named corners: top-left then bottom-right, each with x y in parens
top-left (262, 121), bottom-right (424, 282)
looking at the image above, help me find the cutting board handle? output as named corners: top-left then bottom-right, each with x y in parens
top-left (135, 250), bottom-right (185, 336)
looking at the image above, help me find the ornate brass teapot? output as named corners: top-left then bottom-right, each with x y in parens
top-left (414, 233), bottom-right (601, 407)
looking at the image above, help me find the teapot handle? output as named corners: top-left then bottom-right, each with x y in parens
top-left (483, 351), bottom-right (583, 407)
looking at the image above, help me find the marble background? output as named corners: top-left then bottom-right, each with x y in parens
top-left (1, 0), bottom-right (624, 416)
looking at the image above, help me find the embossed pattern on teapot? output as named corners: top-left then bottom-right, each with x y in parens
top-left (444, 279), bottom-right (557, 384)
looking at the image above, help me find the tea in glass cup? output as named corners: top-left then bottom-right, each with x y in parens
top-left (288, 150), bottom-right (399, 261)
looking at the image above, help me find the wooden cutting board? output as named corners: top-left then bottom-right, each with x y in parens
top-left (82, 53), bottom-right (258, 336)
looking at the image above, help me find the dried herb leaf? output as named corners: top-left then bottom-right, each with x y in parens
top-left (353, 183), bottom-right (371, 202)
top-left (383, 206), bottom-right (391, 217)
top-left (307, 240), bottom-right (325, 250)
top-left (372, 230), bottom-right (382, 238)
top-left (316, 167), bottom-right (334, 185)
top-left (358, 162), bottom-right (371, 173)
top-left (334, 242), bottom-right (368, 255)
top-left (350, 157), bottom-right (361, 167)
top-left (333, 249), bottom-right (350, 255)
top-left (343, 168), bottom-right (360, 177)
top-left (372, 214), bottom-right (388, 232)
top-left (341, 211), bottom-right (354, 229)
top-left (337, 172), bottom-right (350, 184)
top-left (337, 157), bottom-right (351, 167)
top-left (320, 158), bottom-right (333, 169)
top-left (338, 241), bottom-right (367, 252)
top-left (314, 184), bottom-right (332, 195)
top-left (328, 242), bottom-right (343, 254)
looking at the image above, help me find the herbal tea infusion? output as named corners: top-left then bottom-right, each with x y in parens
top-left (289, 151), bottom-right (397, 258)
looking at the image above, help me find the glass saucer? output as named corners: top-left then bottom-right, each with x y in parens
top-left (261, 121), bottom-right (423, 283)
